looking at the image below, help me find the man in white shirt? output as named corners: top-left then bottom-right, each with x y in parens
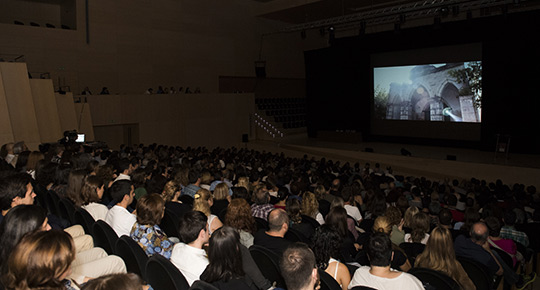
top-left (170, 211), bottom-right (209, 286)
top-left (113, 158), bottom-right (135, 182)
top-left (349, 232), bottom-right (424, 290)
top-left (105, 180), bottom-right (136, 237)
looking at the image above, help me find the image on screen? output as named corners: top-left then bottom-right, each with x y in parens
top-left (373, 61), bottom-right (482, 123)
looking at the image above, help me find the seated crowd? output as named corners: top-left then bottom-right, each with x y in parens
top-left (0, 140), bottom-right (539, 290)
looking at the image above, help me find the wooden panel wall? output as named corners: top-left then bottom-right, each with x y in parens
top-left (29, 79), bottom-right (63, 143)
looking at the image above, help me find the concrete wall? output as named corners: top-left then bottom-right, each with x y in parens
top-left (0, 0), bottom-right (325, 96)
top-left (87, 93), bottom-right (255, 149)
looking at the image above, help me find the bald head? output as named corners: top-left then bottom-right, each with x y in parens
top-left (470, 222), bottom-right (488, 244)
top-left (268, 208), bottom-right (289, 233)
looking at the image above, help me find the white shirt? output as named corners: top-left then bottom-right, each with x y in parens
top-left (348, 266), bottom-right (424, 290)
top-left (170, 243), bottom-right (209, 286)
top-left (344, 204), bottom-right (363, 222)
top-left (105, 205), bottom-right (136, 237)
top-left (82, 202), bottom-right (109, 221)
top-left (404, 233), bottom-right (430, 245)
top-left (316, 212), bottom-right (325, 225)
top-left (114, 173), bottom-right (131, 182)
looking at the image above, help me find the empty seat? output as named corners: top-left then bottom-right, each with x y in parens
top-left (146, 254), bottom-right (190, 290)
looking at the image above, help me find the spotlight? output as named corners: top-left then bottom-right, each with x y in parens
top-left (442, 107), bottom-right (452, 116)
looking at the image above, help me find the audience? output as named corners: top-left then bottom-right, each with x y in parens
top-left (105, 180), bottom-right (137, 237)
top-left (130, 194), bottom-right (174, 259)
top-left (349, 232), bottom-right (424, 290)
top-left (225, 198), bottom-right (256, 247)
top-left (193, 188), bottom-right (223, 235)
top-left (253, 208), bottom-right (291, 255)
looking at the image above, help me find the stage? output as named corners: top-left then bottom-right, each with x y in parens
top-left (245, 133), bottom-right (540, 188)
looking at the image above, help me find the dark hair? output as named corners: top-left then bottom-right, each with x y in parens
top-left (200, 226), bottom-right (244, 283)
top-left (286, 198), bottom-right (302, 224)
top-left (268, 208), bottom-right (289, 232)
top-left (14, 151), bottom-right (30, 171)
top-left (0, 205), bottom-right (47, 274)
top-left (367, 232), bottom-right (393, 267)
top-left (438, 208), bottom-right (452, 226)
top-left (231, 186), bottom-right (250, 201)
top-left (178, 210), bottom-right (207, 244)
top-left (116, 158), bottom-right (131, 174)
top-left (65, 169), bottom-right (87, 207)
top-left (0, 172), bottom-right (32, 211)
top-left (225, 198), bottom-right (256, 234)
top-left (325, 206), bottom-right (348, 238)
top-left (503, 210), bottom-right (517, 226)
top-left (341, 186), bottom-right (354, 203)
top-left (484, 216), bottom-right (501, 237)
top-left (311, 225), bottom-right (342, 270)
top-left (410, 212), bottom-right (430, 243)
top-left (136, 194), bottom-right (165, 225)
top-left (109, 180), bottom-right (133, 202)
top-left (280, 242), bottom-right (316, 290)
top-left (80, 175), bottom-right (104, 205)
top-left (80, 273), bottom-right (143, 290)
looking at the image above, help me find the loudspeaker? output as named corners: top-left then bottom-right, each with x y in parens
top-left (255, 61), bottom-right (266, 78)
top-left (242, 134), bottom-right (248, 143)
top-left (365, 148), bottom-right (374, 153)
top-left (446, 155), bottom-right (457, 161)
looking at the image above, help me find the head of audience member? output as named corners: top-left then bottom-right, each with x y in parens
top-left (178, 210), bottom-right (208, 247)
top-left (470, 222), bottom-right (489, 245)
top-left (193, 188), bottom-right (213, 217)
top-left (0, 173), bottom-right (35, 214)
top-left (403, 206), bottom-right (420, 229)
top-left (267, 208), bottom-right (289, 237)
top-left (136, 193), bottom-right (165, 226)
top-left (231, 186), bottom-right (250, 201)
top-left (410, 212), bottom-right (430, 243)
top-left (26, 151), bottom-right (44, 172)
top-left (484, 216), bottom-right (502, 238)
top-left (384, 206), bottom-right (403, 227)
top-left (286, 198), bottom-right (302, 224)
top-left (313, 185), bottom-right (326, 200)
top-left (80, 273), bottom-right (144, 290)
top-left (225, 198), bottom-right (255, 234)
top-left (80, 175), bottom-right (105, 206)
top-left (252, 184), bottom-right (270, 205)
top-left (503, 210), bottom-right (517, 226)
top-left (415, 227), bottom-right (465, 285)
top-left (3, 230), bottom-right (75, 290)
top-left (373, 215), bottom-right (392, 235)
top-left (109, 180), bottom-right (134, 207)
top-left (235, 176), bottom-right (250, 193)
top-left (438, 208), bottom-right (453, 228)
top-left (280, 243), bottom-right (319, 290)
top-left (325, 206), bottom-right (348, 238)
top-left (65, 169), bottom-right (87, 207)
top-left (161, 180), bottom-right (181, 202)
top-left (330, 196), bottom-right (344, 209)
top-left (201, 226), bottom-right (244, 284)
top-left (300, 192), bottom-right (319, 219)
top-left (311, 225), bottom-right (342, 270)
top-left (213, 183), bottom-right (229, 202)
top-left (116, 158), bottom-right (133, 176)
top-left (188, 169), bottom-right (201, 185)
top-left (367, 232), bottom-right (393, 267)
top-left (0, 205), bottom-right (50, 273)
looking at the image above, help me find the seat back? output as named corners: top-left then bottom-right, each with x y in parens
top-left (92, 220), bottom-right (118, 255)
top-left (301, 214), bottom-right (321, 228)
top-left (456, 256), bottom-right (493, 290)
top-left (115, 235), bottom-right (149, 280)
top-left (249, 245), bottom-right (286, 288)
top-left (74, 207), bottom-right (96, 235)
top-left (58, 198), bottom-right (76, 224)
top-left (318, 269), bottom-right (341, 290)
top-left (189, 280), bottom-right (219, 290)
top-left (45, 190), bottom-right (61, 217)
top-left (285, 227), bottom-right (310, 243)
top-left (159, 209), bottom-right (179, 238)
top-left (399, 242), bottom-right (426, 265)
top-left (409, 267), bottom-right (460, 290)
top-left (254, 217), bottom-right (268, 232)
top-left (146, 254), bottom-right (190, 290)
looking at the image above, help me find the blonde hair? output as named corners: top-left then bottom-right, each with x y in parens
top-left (162, 180), bottom-right (180, 202)
top-left (314, 185), bottom-right (326, 200)
top-left (373, 216), bottom-right (392, 234)
top-left (403, 206), bottom-right (419, 228)
top-left (193, 188), bottom-right (212, 216)
top-left (213, 183), bottom-right (229, 201)
top-left (236, 176), bottom-right (251, 193)
top-left (415, 227), bottom-right (464, 287)
top-left (301, 192), bottom-right (319, 218)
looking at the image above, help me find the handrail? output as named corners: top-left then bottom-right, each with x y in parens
top-left (254, 113), bottom-right (284, 139)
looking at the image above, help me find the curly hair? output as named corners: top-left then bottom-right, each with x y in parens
top-left (161, 180), bottom-right (181, 202)
top-left (311, 225), bottom-right (342, 270)
top-left (224, 198), bottom-right (256, 234)
top-left (384, 206), bottom-right (402, 226)
top-left (301, 192), bottom-right (319, 219)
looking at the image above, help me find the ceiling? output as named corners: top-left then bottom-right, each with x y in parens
top-left (258, 0), bottom-right (540, 33)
